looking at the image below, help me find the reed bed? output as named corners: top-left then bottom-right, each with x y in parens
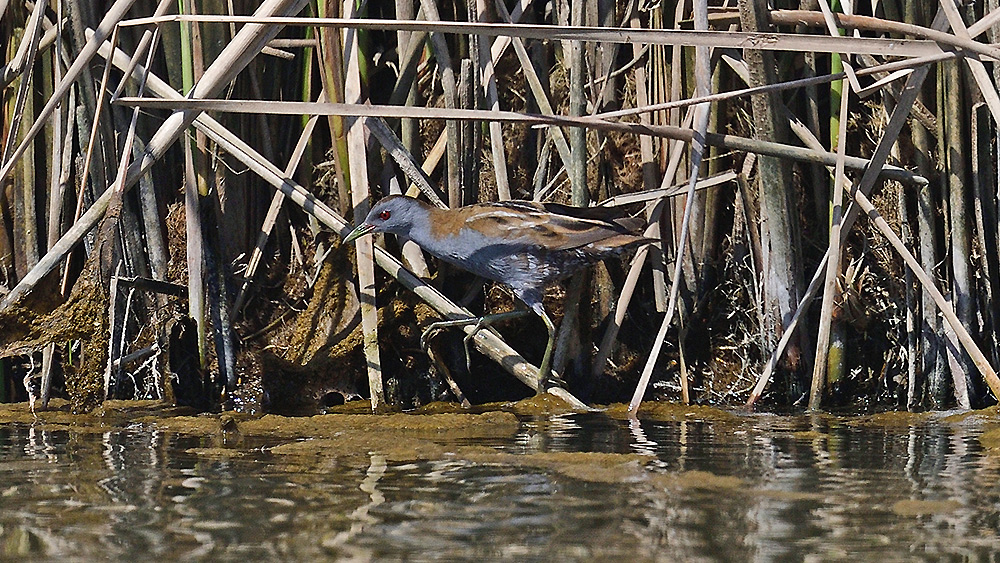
top-left (1, 0), bottom-right (998, 414)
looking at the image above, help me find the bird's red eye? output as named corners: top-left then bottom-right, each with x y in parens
top-left (378, 210), bottom-right (391, 221)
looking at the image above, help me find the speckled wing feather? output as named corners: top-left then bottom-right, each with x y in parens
top-left (492, 200), bottom-right (644, 230)
top-left (462, 201), bottom-right (648, 252)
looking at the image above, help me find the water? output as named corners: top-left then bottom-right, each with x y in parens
top-left (1, 406), bottom-right (999, 561)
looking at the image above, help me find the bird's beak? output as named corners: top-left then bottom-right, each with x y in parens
top-left (343, 223), bottom-right (376, 244)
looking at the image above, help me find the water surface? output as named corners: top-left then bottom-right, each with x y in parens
top-left (1, 401), bottom-right (998, 561)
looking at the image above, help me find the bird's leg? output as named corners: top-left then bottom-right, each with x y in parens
top-left (420, 310), bottom-right (531, 370)
top-left (536, 308), bottom-right (557, 391)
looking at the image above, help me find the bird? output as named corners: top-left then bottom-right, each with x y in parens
top-left (343, 195), bottom-right (652, 388)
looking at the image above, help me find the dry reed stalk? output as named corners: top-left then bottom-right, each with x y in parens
top-left (125, 14), bottom-right (990, 61)
top-left (942, 54), bottom-right (973, 408)
top-left (849, 189), bottom-right (1000, 400)
top-left (969, 5), bottom-right (1000, 37)
top-left (38, 0), bottom-right (68, 408)
top-left (627, 0), bottom-right (711, 414)
top-left (0, 0), bottom-right (308, 311)
top-left (115, 96), bottom-right (928, 186)
top-left (600, 172), bottom-right (736, 206)
top-left (0, 0), bottom-right (139, 184)
top-left (747, 12), bottom-right (944, 406)
top-left (808, 84), bottom-right (850, 410)
top-left (624, 2), bottom-right (666, 316)
top-left (769, 9), bottom-right (1000, 60)
top-left (344, 0), bottom-right (384, 412)
top-left (568, 0), bottom-right (586, 207)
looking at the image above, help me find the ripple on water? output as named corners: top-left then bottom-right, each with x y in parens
top-left (0, 400), bottom-right (998, 560)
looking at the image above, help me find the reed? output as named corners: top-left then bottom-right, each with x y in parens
top-left (0, 0), bottom-right (998, 415)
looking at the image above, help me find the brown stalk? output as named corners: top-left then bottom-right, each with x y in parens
top-left (748, 10), bottom-right (949, 406)
top-left (344, 0), bottom-right (385, 412)
top-left (849, 189), bottom-right (1000, 400)
top-left (808, 84), bottom-right (849, 410)
top-left (1, 0), bottom-right (310, 312)
top-left (628, 0), bottom-right (712, 414)
top-left (113, 97), bottom-right (930, 187)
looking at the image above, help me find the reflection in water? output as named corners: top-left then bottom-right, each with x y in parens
top-left (324, 453), bottom-right (386, 561)
top-left (0, 412), bottom-right (998, 560)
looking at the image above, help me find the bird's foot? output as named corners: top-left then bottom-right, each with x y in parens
top-left (420, 317), bottom-right (476, 355)
top-left (420, 310), bottom-right (530, 371)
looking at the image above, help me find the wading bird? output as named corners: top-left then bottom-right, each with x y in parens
top-left (344, 195), bottom-right (651, 387)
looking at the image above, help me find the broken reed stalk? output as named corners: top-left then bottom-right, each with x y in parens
top-left (628, 0), bottom-right (712, 415)
top-left (1, 4), bottom-right (58, 88)
top-left (128, 13), bottom-right (999, 63)
top-left (849, 189), bottom-right (1000, 399)
top-left (748, 9), bottom-right (954, 407)
top-left (366, 116), bottom-right (446, 208)
top-left (233, 113), bottom-right (321, 315)
top-left (92, 28), bottom-right (587, 409)
top-left (1, 0), bottom-right (309, 310)
top-left (343, 0), bottom-right (385, 412)
top-left (808, 84), bottom-right (850, 411)
top-left (183, 136), bottom-right (207, 366)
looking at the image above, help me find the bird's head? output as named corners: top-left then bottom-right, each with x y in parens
top-left (343, 195), bottom-right (424, 244)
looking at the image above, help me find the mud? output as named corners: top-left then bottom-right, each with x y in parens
top-left (0, 396), bottom-right (659, 480)
top-left (652, 470), bottom-right (747, 492)
top-left (845, 410), bottom-right (936, 428)
top-left (891, 499), bottom-right (963, 517)
top-left (604, 401), bottom-right (744, 423)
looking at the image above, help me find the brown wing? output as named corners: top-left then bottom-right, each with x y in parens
top-left (461, 202), bottom-right (647, 252)
top-left (492, 200), bottom-right (644, 230)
